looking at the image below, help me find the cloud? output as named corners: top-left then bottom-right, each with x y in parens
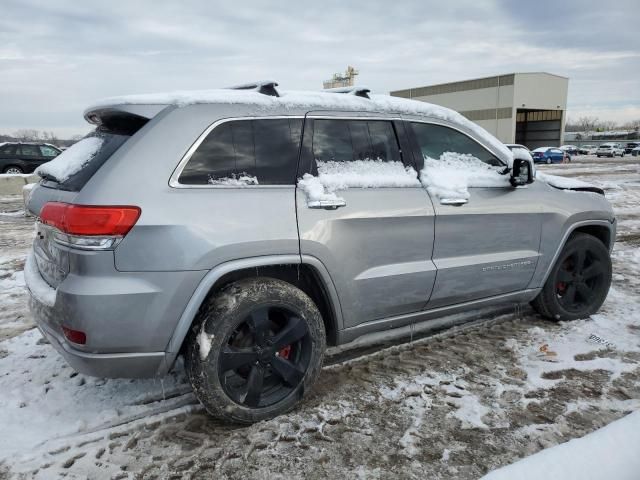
top-left (0, 0), bottom-right (638, 136)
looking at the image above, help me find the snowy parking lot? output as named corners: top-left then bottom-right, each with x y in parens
top-left (0, 155), bottom-right (639, 479)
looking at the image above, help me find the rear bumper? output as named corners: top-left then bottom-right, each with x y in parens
top-left (24, 249), bottom-right (205, 378)
top-left (33, 306), bottom-right (167, 378)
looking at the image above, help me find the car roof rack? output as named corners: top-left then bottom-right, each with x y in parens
top-left (324, 86), bottom-right (371, 99)
top-left (227, 80), bottom-right (280, 97)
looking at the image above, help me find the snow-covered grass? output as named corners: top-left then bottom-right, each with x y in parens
top-left (0, 329), bottom-right (192, 462)
top-left (35, 136), bottom-right (102, 182)
top-left (482, 411), bottom-right (640, 480)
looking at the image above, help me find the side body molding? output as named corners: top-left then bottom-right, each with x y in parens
top-left (159, 254), bottom-right (343, 375)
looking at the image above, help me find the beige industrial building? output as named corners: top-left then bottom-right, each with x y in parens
top-left (390, 72), bottom-right (569, 149)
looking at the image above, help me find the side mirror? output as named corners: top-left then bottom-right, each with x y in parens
top-left (510, 158), bottom-right (534, 187)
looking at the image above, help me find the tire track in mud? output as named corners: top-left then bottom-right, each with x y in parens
top-left (27, 304), bottom-right (640, 480)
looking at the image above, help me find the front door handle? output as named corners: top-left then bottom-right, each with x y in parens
top-left (308, 199), bottom-right (347, 210)
top-left (440, 198), bottom-right (468, 206)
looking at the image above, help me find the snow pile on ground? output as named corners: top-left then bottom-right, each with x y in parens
top-left (0, 329), bottom-right (193, 463)
top-left (420, 152), bottom-right (510, 200)
top-left (482, 411), bottom-right (640, 480)
top-left (87, 89), bottom-right (512, 159)
top-left (35, 137), bottom-right (102, 182)
top-left (297, 159), bottom-right (419, 201)
top-left (537, 172), bottom-right (599, 190)
top-left (208, 172), bottom-right (259, 186)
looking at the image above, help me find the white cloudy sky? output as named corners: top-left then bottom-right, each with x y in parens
top-left (1, 0), bottom-right (639, 137)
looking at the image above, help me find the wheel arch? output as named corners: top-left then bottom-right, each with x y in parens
top-left (159, 255), bottom-right (343, 375)
top-left (538, 219), bottom-right (615, 287)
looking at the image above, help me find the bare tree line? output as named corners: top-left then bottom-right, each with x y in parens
top-left (0, 129), bottom-right (83, 146)
top-left (565, 116), bottom-right (640, 132)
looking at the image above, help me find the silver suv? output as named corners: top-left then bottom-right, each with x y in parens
top-left (25, 82), bottom-right (615, 423)
top-left (596, 143), bottom-right (624, 157)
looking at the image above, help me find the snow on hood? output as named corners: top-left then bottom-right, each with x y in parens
top-left (537, 172), bottom-right (603, 194)
top-left (35, 137), bottom-right (103, 182)
top-left (86, 89), bottom-right (511, 160)
top-left (419, 152), bottom-right (510, 200)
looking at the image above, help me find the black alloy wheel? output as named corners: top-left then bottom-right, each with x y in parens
top-left (218, 305), bottom-right (312, 408)
top-left (555, 248), bottom-right (607, 314)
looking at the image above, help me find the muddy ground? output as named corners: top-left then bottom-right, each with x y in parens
top-left (0, 156), bottom-right (639, 479)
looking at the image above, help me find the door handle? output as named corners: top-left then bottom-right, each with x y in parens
top-left (440, 198), bottom-right (468, 206)
top-left (307, 199), bottom-right (347, 210)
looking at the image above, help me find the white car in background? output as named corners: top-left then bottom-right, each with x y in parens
top-left (596, 143), bottom-right (624, 157)
top-left (579, 145), bottom-right (597, 155)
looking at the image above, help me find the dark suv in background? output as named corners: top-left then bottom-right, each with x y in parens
top-left (624, 142), bottom-right (640, 155)
top-left (0, 142), bottom-right (62, 174)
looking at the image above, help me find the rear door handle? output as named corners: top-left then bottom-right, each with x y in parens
top-left (308, 199), bottom-right (347, 210)
top-left (439, 198), bottom-right (468, 206)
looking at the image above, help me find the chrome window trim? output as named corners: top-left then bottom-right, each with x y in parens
top-left (169, 115), bottom-right (305, 189)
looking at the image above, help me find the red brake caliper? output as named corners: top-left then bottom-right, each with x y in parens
top-left (278, 345), bottom-right (292, 359)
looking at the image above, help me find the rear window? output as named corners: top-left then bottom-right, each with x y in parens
top-left (39, 130), bottom-right (130, 191)
top-left (177, 118), bottom-right (302, 185)
top-left (37, 112), bottom-right (149, 191)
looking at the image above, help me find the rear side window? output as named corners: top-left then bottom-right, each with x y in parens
top-left (0, 144), bottom-right (15, 155)
top-left (19, 145), bottom-right (42, 157)
top-left (178, 118), bottom-right (303, 185)
top-left (410, 122), bottom-right (503, 167)
top-left (312, 119), bottom-right (401, 162)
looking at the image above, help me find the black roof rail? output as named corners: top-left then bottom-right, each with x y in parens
top-left (324, 86), bottom-right (371, 99)
top-left (227, 80), bottom-right (280, 97)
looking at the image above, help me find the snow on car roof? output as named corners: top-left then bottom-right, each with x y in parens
top-left (86, 88), bottom-right (512, 158)
top-left (532, 147), bottom-right (552, 152)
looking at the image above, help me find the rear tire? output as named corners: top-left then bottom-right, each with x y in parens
top-left (185, 277), bottom-right (326, 424)
top-left (531, 233), bottom-right (611, 321)
top-left (3, 165), bottom-right (23, 174)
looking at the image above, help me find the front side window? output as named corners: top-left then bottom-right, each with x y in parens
top-left (410, 122), bottom-right (503, 167)
top-left (178, 118), bottom-right (302, 185)
top-left (312, 119), bottom-right (401, 163)
top-left (40, 145), bottom-right (60, 157)
top-left (19, 145), bottom-right (41, 157)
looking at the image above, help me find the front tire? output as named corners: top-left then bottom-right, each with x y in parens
top-left (185, 277), bottom-right (326, 424)
top-left (546, 158), bottom-right (552, 164)
top-left (531, 233), bottom-right (612, 321)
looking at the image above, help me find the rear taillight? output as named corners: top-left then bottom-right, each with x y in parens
top-left (62, 325), bottom-right (87, 345)
top-left (39, 202), bottom-right (141, 250)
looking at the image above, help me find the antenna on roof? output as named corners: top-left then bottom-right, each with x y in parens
top-left (227, 80), bottom-right (280, 97)
top-left (324, 86), bottom-right (371, 99)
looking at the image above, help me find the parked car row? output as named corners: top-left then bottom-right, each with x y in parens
top-left (505, 142), bottom-right (639, 161)
top-left (0, 142), bottom-right (62, 174)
